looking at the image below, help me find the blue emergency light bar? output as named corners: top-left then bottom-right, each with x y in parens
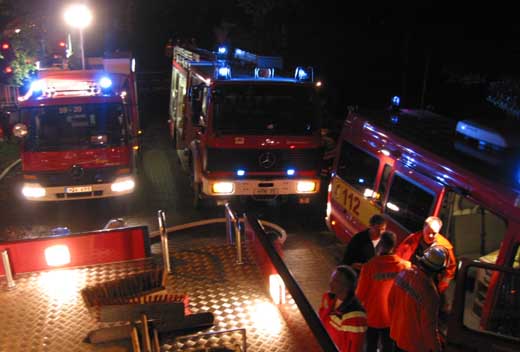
top-left (254, 67), bottom-right (274, 79)
top-left (99, 76), bottom-right (112, 89)
top-left (215, 66), bottom-right (232, 79)
top-left (30, 80), bottom-right (45, 92)
top-left (294, 66), bottom-right (314, 82)
top-left (218, 46), bottom-right (228, 55)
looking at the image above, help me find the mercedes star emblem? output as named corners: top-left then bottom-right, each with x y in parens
top-left (258, 152), bottom-right (276, 169)
top-left (70, 165), bottom-right (84, 179)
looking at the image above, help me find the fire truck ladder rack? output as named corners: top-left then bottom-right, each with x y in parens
top-left (173, 45), bottom-right (283, 70)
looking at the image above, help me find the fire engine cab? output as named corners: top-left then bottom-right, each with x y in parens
top-left (13, 55), bottom-right (140, 201)
top-left (168, 44), bottom-right (323, 207)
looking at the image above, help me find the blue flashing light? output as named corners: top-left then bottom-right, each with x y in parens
top-left (516, 167), bottom-right (520, 185)
top-left (391, 115), bottom-right (399, 124)
top-left (99, 77), bottom-right (112, 89)
top-left (218, 46), bottom-right (228, 55)
top-left (30, 80), bottom-right (45, 92)
top-left (358, 178), bottom-right (365, 184)
top-left (216, 66), bottom-right (231, 79)
top-left (295, 66), bottom-right (309, 81)
top-left (287, 169), bottom-right (295, 176)
top-left (255, 67), bottom-right (274, 79)
top-left (51, 227), bottom-right (70, 236)
top-left (236, 169), bottom-right (246, 176)
top-left (392, 96), bottom-right (400, 107)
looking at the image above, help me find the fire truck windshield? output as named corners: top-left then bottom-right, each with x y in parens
top-left (213, 84), bottom-right (319, 135)
top-left (21, 103), bottom-right (128, 151)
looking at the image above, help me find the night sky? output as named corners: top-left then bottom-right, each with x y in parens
top-left (9, 1), bottom-right (520, 118)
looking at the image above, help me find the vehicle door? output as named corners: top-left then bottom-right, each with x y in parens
top-left (445, 257), bottom-right (520, 351)
top-left (381, 165), bottom-right (443, 242)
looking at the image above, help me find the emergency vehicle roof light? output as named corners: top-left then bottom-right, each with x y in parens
top-left (294, 66), bottom-right (313, 82)
top-left (254, 67), bottom-right (274, 79)
top-left (30, 80), bottom-right (45, 93)
top-left (392, 96), bottom-right (400, 107)
top-left (218, 46), bottom-right (228, 55)
top-left (215, 66), bottom-right (231, 80)
top-left (99, 76), bottom-right (112, 89)
top-left (456, 120), bottom-right (508, 149)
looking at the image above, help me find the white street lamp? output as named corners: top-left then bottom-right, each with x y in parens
top-left (64, 4), bottom-right (92, 69)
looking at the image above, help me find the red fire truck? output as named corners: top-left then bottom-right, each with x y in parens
top-left (326, 98), bottom-right (520, 348)
top-left (12, 55), bottom-right (140, 201)
top-left (168, 44), bottom-right (323, 207)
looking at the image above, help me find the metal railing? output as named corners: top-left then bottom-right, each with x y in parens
top-left (157, 210), bottom-right (172, 274)
top-left (225, 203), bottom-right (243, 264)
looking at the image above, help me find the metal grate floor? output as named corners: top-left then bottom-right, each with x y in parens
top-left (0, 242), bottom-right (315, 352)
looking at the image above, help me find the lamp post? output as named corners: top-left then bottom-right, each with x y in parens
top-left (64, 4), bottom-right (92, 69)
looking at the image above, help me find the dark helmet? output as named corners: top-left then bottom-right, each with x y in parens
top-left (418, 246), bottom-right (447, 272)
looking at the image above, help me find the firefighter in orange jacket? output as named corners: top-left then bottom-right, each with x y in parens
top-left (395, 216), bottom-right (456, 294)
top-left (356, 231), bottom-right (411, 352)
top-left (388, 246), bottom-right (447, 352)
top-left (319, 265), bottom-right (367, 352)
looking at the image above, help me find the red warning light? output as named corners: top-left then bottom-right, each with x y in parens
top-left (1, 43), bottom-right (10, 50)
top-left (4, 66), bottom-right (13, 73)
top-left (59, 41), bottom-right (66, 47)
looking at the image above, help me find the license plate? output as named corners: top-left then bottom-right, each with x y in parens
top-left (65, 186), bottom-right (92, 193)
top-left (254, 188), bottom-right (278, 195)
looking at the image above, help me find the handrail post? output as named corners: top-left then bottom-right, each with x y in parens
top-left (225, 204), bottom-right (234, 245)
top-left (234, 216), bottom-right (243, 264)
top-left (157, 210), bottom-right (172, 274)
top-left (225, 203), bottom-right (243, 264)
top-left (1, 250), bottom-right (16, 289)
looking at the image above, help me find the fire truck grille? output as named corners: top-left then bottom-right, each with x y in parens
top-left (31, 166), bottom-right (125, 187)
top-left (205, 148), bottom-right (322, 173)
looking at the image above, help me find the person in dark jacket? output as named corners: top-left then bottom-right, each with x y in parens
top-left (341, 214), bottom-right (387, 271)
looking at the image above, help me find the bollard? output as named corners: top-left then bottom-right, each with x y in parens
top-left (157, 210), bottom-right (172, 274)
top-left (1, 250), bottom-right (16, 289)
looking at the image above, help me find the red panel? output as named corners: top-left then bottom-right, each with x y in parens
top-left (244, 219), bottom-right (282, 281)
top-left (0, 226), bottom-right (150, 275)
top-left (22, 147), bottom-right (131, 172)
top-left (207, 135), bottom-right (321, 149)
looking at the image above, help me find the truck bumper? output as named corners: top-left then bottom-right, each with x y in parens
top-left (200, 176), bottom-right (320, 199)
top-left (21, 176), bottom-right (136, 201)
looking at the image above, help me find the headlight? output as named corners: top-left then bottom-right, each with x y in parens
top-left (111, 176), bottom-right (135, 193)
top-left (212, 182), bottom-right (234, 194)
top-left (297, 181), bottom-right (317, 193)
top-left (22, 183), bottom-right (46, 198)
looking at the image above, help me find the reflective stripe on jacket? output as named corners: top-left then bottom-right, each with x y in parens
top-left (356, 254), bottom-right (411, 328)
top-left (388, 267), bottom-right (442, 352)
top-left (395, 231), bottom-right (457, 293)
top-left (319, 293), bottom-right (367, 352)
